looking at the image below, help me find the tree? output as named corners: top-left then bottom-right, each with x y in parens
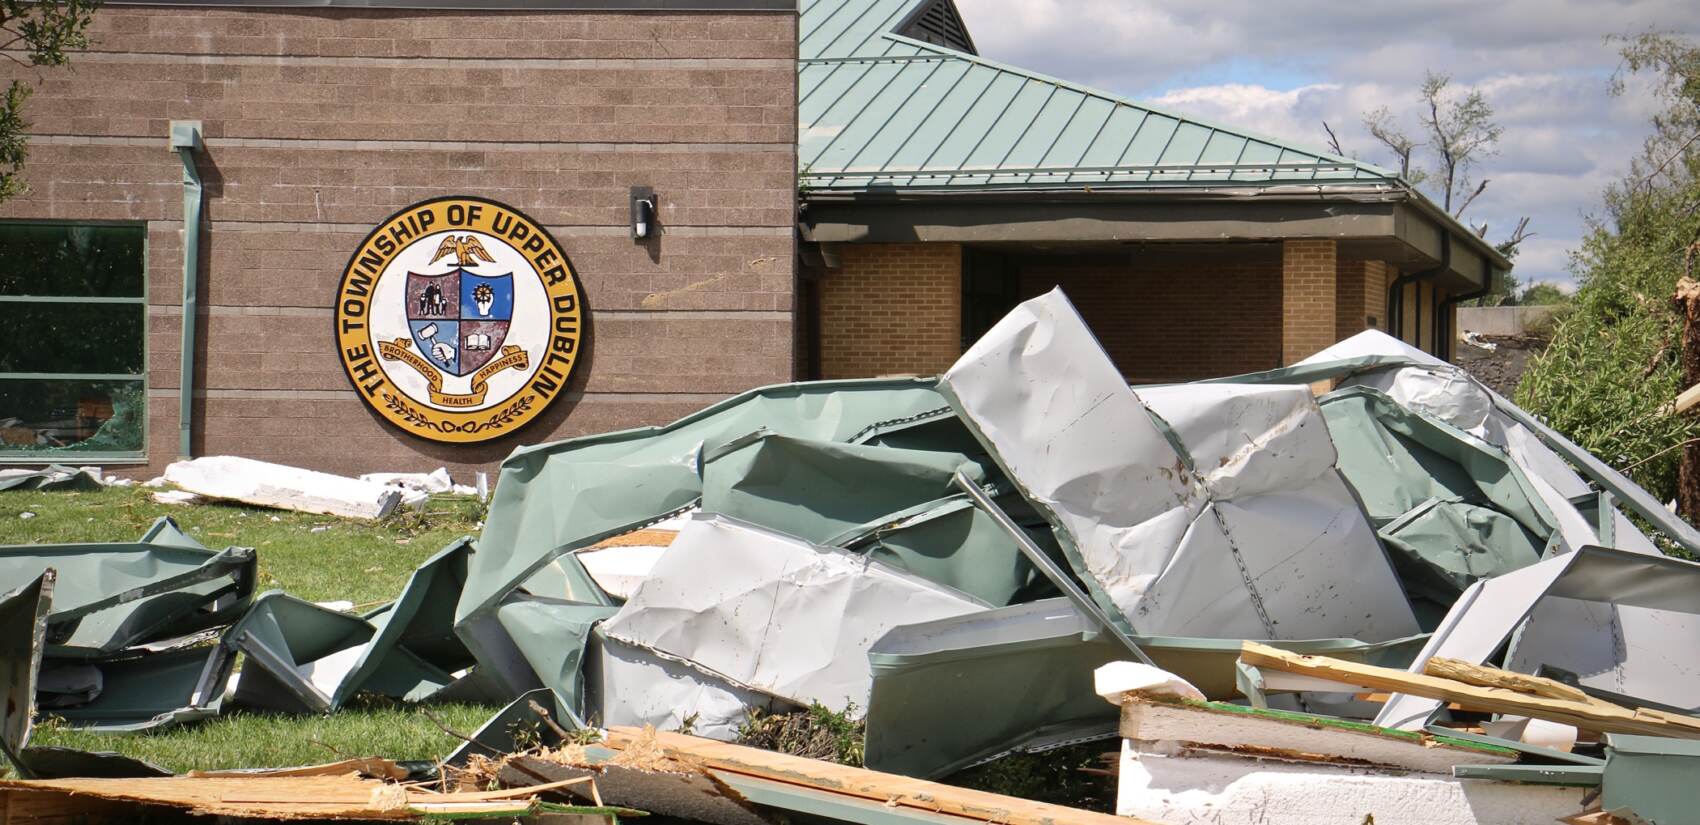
top-left (1518, 33), bottom-right (1700, 527)
top-left (1325, 71), bottom-right (1533, 260)
top-left (0, 1), bottom-right (99, 201)
top-left (1518, 282), bottom-right (1570, 306)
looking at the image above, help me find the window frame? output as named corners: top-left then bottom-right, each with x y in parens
top-left (0, 219), bottom-right (149, 464)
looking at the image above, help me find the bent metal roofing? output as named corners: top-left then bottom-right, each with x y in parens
top-left (798, 0), bottom-right (1399, 193)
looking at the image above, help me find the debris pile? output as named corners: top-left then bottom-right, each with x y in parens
top-left (4, 287), bottom-right (1700, 824)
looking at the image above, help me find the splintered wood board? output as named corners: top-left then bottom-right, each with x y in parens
top-left (1120, 698), bottom-right (1516, 774)
top-left (0, 775), bottom-right (415, 821)
top-left (1241, 642), bottom-right (1700, 740)
top-left (604, 726), bottom-right (1152, 825)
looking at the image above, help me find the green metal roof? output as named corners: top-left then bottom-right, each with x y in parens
top-left (798, 0), bottom-right (1399, 192)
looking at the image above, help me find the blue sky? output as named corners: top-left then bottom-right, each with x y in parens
top-left (955, 0), bottom-right (1700, 290)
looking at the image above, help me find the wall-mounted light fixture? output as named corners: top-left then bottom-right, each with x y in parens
top-left (631, 186), bottom-right (656, 240)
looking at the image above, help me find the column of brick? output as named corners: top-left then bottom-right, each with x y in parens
top-left (1281, 239), bottom-right (1338, 364)
top-left (818, 244), bottom-right (962, 379)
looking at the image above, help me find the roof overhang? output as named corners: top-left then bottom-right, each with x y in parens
top-left (800, 186), bottom-right (1507, 290)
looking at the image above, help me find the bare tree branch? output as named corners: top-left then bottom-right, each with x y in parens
top-left (1454, 178), bottom-right (1489, 218)
top-left (1322, 120), bottom-right (1346, 157)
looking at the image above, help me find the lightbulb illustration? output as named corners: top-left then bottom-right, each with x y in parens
top-left (473, 283), bottom-right (495, 318)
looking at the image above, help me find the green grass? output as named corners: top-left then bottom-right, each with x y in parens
top-left (2, 486), bottom-right (502, 772)
top-left (30, 702), bottom-right (498, 773)
top-left (0, 485), bottom-right (486, 605)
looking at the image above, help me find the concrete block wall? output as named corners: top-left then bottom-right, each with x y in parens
top-left (0, 6), bottom-right (798, 477)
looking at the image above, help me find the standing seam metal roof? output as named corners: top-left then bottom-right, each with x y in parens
top-left (798, 0), bottom-right (1400, 192)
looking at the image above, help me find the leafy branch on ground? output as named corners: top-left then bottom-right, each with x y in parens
top-left (736, 702), bottom-right (865, 767)
top-left (943, 741), bottom-right (1119, 814)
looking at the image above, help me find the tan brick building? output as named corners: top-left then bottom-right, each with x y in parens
top-left (797, 0), bottom-right (1510, 384)
top-left (0, 0), bottom-right (796, 477)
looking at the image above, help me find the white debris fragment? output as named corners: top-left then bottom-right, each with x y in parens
top-left (151, 490), bottom-right (203, 506)
top-left (104, 475), bottom-right (136, 487)
top-left (310, 526), bottom-right (330, 533)
top-left (164, 456), bottom-right (402, 520)
top-left (1462, 330), bottom-right (1499, 351)
top-left (359, 467), bottom-right (453, 494)
top-left (269, 516), bottom-right (281, 522)
top-left (475, 472), bottom-right (490, 502)
top-left (141, 476), bottom-right (167, 488)
top-left (449, 484), bottom-right (478, 496)
top-left (1115, 740), bottom-right (1585, 825)
top-left (1094, 662), bottom-right (1205, 704)
top-left (18, 511), bottom-right (35, 520)
top-left (396, 488), bottom-right (429, 510)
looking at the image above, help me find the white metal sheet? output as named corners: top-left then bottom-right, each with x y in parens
top-left (941, 290), bottom-right (1417, 641)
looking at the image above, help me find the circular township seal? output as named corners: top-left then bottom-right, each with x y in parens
top-left (334, 196), bottom-right (584, 443)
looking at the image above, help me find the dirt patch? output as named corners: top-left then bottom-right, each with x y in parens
top-left (1453, 334), bottom-right (1550, 397)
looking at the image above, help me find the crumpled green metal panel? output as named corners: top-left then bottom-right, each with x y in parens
top-left (226, 591), bottom-right (453, 715)
top-left (1, 571), bottom-right (176, 776)
top-left (1205, 345), bottom-right (1700, 556)
top-left (864, 597), bottom-right (1431, 779)
top-left (1601, 734), bottom-right (1700, 825)
top-left (494, 597), bottom-right (617, 725)
top-left (459, 378), bottom-right (947, 626)
top-left (49, 643), bottom-right (233, 733)
top-left (698, 432), bottom-right (1047, 606)
top-left (0, 517), bottom-right (255, 656)
top-left (701, 432), bottom-right (987, 542)
top-left (454, 379), bottom-right (951, 700)
top-left (1319, 386), bottom-right (1552, 610)
top-left (444, 688), bottom-right (574, 768)
top-left (336, 539), bottom-right (478, 708)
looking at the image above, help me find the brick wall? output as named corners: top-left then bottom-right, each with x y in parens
top-left (0, 5), bottom-right (797, 477)
top-left (817, 244), bottom-right (962, 379)
top-left (1014, 255), bottom-right (1282, 382)
top-left (1281, 240), bottom-right (1337, 364)
top-left (815, 245), bottom-right (1284, 383)
top-left (1337, 257), bottom-right (1393, 338)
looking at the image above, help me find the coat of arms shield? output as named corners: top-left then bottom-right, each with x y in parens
top-left (405, 269), bottom-right (514, 377)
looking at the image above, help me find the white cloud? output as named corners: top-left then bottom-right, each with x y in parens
top-left (951, 0), bottom-right (1700, 288)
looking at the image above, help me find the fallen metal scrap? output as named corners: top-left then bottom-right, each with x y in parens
top-left (9, 286), bottom-right (1700, 825)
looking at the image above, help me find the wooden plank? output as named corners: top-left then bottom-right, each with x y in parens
top-left (1241, 642), bottom-right (1700, 740)
top-left (1119, 698), bottom-right (1515, 774)
top-left (1677, 383), bottom-right (1700, 415)
top-left (604, 727), bottom-right (1151, 825)
top-left (589, 529), bottom-right (678, 550)
top-left (417, 775), bottom-right (592, 802)
top-left (188, 757), bottom-right (410, 781)
top-left (1423, 658), bottom-right (1603, 706)
top-left (0, 776), bottom-right (417, 820)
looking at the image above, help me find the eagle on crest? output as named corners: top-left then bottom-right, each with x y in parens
top-left (431, 234), bottom-right (498, 268)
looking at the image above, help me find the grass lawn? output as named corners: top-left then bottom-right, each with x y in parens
top-left (1, 485), bottom-right (505, 772)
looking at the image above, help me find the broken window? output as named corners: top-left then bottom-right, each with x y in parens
top-left (0, 223), bottom-right (146, 460)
